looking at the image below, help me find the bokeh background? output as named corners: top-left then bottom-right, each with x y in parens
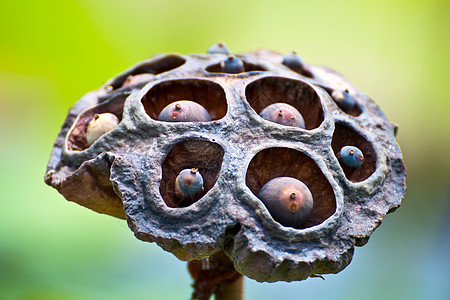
top-left (1, 0), bottom-right (449, 299)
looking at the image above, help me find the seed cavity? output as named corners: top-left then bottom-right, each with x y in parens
top-left (331, 89), bottom-right (356, 111)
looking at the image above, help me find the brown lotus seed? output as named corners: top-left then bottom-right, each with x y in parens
top-left (259, 103), bottom-right (305, 128)
top-left (157, 100), bottom-right (212, 122)
top-left (258, 177), bottom-right (313, 228)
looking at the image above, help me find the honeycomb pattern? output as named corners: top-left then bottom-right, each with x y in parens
top-left (45, 45), bottom-right (406, 282)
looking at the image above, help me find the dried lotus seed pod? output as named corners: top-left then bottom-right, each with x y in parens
top-left (86, 113), bottom-right (119, 145)
top-left (259, 102), bottom-right (305, 128)
top-left (45, 43), bottom-right (406, 299)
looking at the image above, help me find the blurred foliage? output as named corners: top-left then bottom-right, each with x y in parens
top-left (0, 0), bottom-right (448, 299)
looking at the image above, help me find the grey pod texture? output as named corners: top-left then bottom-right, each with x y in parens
top-left (44, 43), bottom-right (406, 283)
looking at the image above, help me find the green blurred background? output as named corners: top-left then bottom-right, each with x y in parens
top-left (1, 0), bottom-right (449, 299)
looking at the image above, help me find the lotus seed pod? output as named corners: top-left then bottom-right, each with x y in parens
top-left (45, 45), bottom-right (406, 289)
top-left (175, 168), bottom-right (204, 199)
top-left (86, 113), bottom-right (119, 145)
top-left (338, 146), bottom-right (364, 168)
top-left (258, 177), bottom-right (313, 228)
top-left (331, 89), bottom-right (356, 111)
top-left (157, 100), bottom-right (212, 122)
top-left (259, 102), bottom-right (306, 128)
top-left (220, 55), bottom-right (245, 73)
top-left (207, 42), bottom-right (230, 54)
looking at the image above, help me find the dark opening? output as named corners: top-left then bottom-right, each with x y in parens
top-left (108, 55), bottom-right (186, 91)
top-left (67, 93), bottom-right (128, 151)
top-left (160, 140), bottom-right (224, 208)
top-left (331, 123), bottom-right (377, 182)
top-left (319, 85), bottom-right (362, 117)
top-left (246, 77), bottom-right (324, 130)
top-left (246, 147), bottom-right (336, 229)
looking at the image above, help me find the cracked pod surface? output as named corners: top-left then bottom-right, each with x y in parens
top-left (45, 46), bottom-right (406, 282)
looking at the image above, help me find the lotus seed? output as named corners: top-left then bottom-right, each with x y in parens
top-left (258, 177), bottom-right (313, 228)
top-left (157, 100), bottom-right (212, 122)
top-left (175, 168), bottom-right (204, 199)
top-left (207, 42), bottom-right (230, 54)
top-left (259, 103), bottom-right (305, 128)
top-left (331, 89), bottom-right (356, 111)
top-left (282, 51), bottom-right (305, 70)
top-left (338, 146), bottom-right (364, 168)
top-left (220, 55), bottom-right (245, 73)
top-left (86, 113), bottom-right (119, 146)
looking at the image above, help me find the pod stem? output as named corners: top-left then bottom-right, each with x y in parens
top-left (214, 275), bottom-right (244, 300)
top-left (188, 251), bottom-right (244, 300)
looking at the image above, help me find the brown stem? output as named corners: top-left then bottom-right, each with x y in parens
top-left (214, 274), bottom-right (244, 300)
top-left (188, 251), bottom-right (244, 300)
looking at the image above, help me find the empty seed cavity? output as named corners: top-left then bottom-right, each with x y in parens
top-left (142, 79), bottom-right (227, 121)
top-left (246, 77), bottom-right (324, 129)
top-left (160, 140), bottom-right (224, 208)
top-left (332, 123), bottom-right (376, 182)
top-left (107, 55), bottom-right (186, 91)
top-left (246, 148), bottom-right (336, 229)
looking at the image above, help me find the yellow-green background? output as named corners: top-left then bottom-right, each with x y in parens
top-left (1, 0), bottom-right (449, 299)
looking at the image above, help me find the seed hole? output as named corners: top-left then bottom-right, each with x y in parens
top-left (331, 123), bottom-right (377, 182)
top-left (320, 86), bottom-right (362, 116)
top-left (107, 55), bottom-right (186, 91)
top-left (246, 148), bottom-right (336, 228)
top-left (246, 77), bottom-right (324, 130)
top-left (160, 140), bottom-right (224, 208)
top-left (67, 93), bottom-right (127, 151)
